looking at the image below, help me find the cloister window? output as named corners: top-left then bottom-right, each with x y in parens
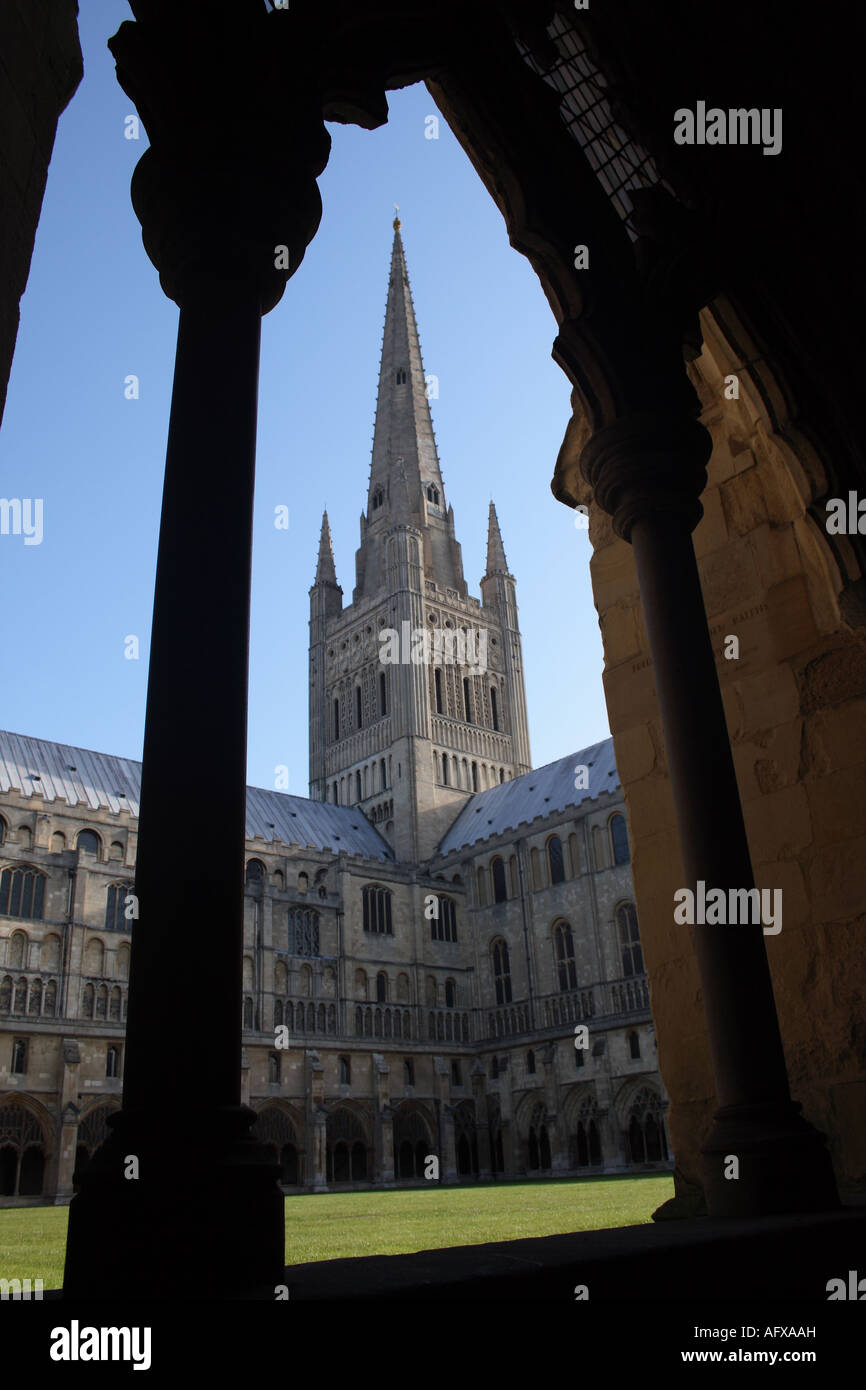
top-left (105, 883), bottom-right (130, 932)
top-left (0, 867), bottom-right (45, 920)
top-left (618, 904), bottom-right (643, 977)
top-left (491, 938), bottom-right (512, 1005)
top-left (547, 835), bottom-right (565, 885)
top-left (554, 921), bottom-right (577, 990)
top-left (431, 895), bottom-right (457, 943)
top-left (610, 814), bottom-right (630, 865)
top-left (491, 687), bottom-right (499, 731)
top-left (491, 857), bottom-right (507, 904)
top-left (291, 909), bottom-right (320, 957)
top-left (363, 885), bottom-right (393, 935)
top-left (77, 829), bottom-right (100, 857)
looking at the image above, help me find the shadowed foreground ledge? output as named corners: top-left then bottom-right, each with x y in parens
top-left (279, 1209), bottom-right (866, 1301)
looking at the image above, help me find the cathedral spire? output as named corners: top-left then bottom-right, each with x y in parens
top-left (353, 216), bottom-right (465, 600)
top-left (485, 500), bottom-right (509, 576)
top-left (314, 509), bottom-right (338, 585)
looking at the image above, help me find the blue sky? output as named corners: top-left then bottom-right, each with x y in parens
top-left (0, 0), bottom-right (608, 794)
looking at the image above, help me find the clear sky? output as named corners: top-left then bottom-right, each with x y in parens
top-left (0, 0), bottom-right (609, 796)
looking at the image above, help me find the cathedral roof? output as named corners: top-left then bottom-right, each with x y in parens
top-left (438, 739), bottom-right (620, 854)
top-left (0, 730), bottom-right (393, 862)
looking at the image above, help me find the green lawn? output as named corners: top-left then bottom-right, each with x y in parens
top-left (0, 1174), bottom-right (673, 1286)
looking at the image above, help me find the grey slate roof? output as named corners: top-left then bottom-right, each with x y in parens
top-left (0, 729), bottom-right (393, 862)
top-left (438, 739), bottom-right (620, 855)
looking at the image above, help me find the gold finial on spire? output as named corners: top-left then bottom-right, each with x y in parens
top-left (393, 202), bottom-right (402, 231)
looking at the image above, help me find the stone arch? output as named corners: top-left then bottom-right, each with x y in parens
top-left (392, 1101), bottom-right (435, 1180)
top-left (326, 1104), bottom-right (372, 1184)
top-left (251, 1102), bottom-right (304, 1186)
top-left (0, 1096), bottom-right (52, 1198)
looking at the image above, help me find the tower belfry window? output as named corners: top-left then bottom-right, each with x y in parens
top-left (396, 369), bottom-right (407, 385)
top-left (426, 484), bottom-right (439, 505)
top-left (372, 488), bottom-right (384, 511)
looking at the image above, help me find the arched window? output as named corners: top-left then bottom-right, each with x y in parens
top-left (618, 904), bottom-right (643, 977)
top-left (82, 983), bottom-right (95, 1019)
top-left (355, 770), bottom-right (362, 802)
top-left (116, 944), bottom-right (130, 980)
top-left (8, 930), bottom-right (27, 968)
top-left (379, 671), bottom-right (387, 717)
top-left (84, 938), bottom-right (104, 976)
top-left (51, 831), bottom-right (66, 853)
top-left (554, 920), bottom-right (577, 990)
top-left (109, 841), bottom-right (124, 861)
top-left (441, 752), bottom-right (448, 784)
top-left (245, 859), bottom-right (265, 888)
top-left (490, 1056), bottom-right (499, 1080)
top-left (434, 668), bottom-right (443, 714)
top-left (243, 996), bottom-right (253, 1028)
top-left (109, 986), bottom-right (122, 1020)
top-left (445, 978), bottom-right (456, 1008)
top-left (372, 488), bottom-right (384, 510)
top-left (362, 885), bottom-right (393, 935)
top-left (426, 483), bottom-right (440, 504)
top-left (547, 835), bottom-right (565, 885)
top-left (396, 368), bottom-right (407, 384)
top-left (610, 814), bottom-right (630, 865)
top-left (629, 1029), bottom-right (641, 1059)
top-left (333, 698), bottom-right (340, 741)
top-left (268, 1053), bottom-right (281, 1084)
top-left (0, 867), bottom-right (45, 921)
top-left (355, 685), bottom-right (363, 728)
top-left (105, 883), bottom-right (130, 932)
top-left (491, 857), bottom-right (507, 904)
top-left (491, 939), bottom-right (512, 1005)
top-left (106, 1045), bottom-right (121, 1078)
top-left (491, 687), bottom-right (499, 731)
top-left (0, 1102), bottom-right (46, 1197)
top-left (463, 678), bottom-right (472, 723)
top-left (431, 895), bottom-right (457, 943)
top-left (471, 761), bottom-right (478, 791)
top-left (44, 980), bottom-right (57, 1015)
top-left (76, 829), bottom-right (101, 857)
top-left (526, 1048), bottom-right (536, 1075)
top-left (0, 977), bottom-right (11, 1014)
top-left (627, 1088), bottom-right (669, 1165)
top-left (476, 866), bottom-right (487, 906)
top-left (298, 872), bottom-right (309, 896)
top-left (332, 781), bottom-right (339, 804)
top-left (376, 971), bottom-right (388, 1003)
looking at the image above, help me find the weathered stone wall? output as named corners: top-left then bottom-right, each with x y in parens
top-left (573, 296), bottom-right (866, 1206)
top-left (0, 0), bottom-right (82, 425)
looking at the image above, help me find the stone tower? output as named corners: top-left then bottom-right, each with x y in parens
top-left (308, 216), bottom-right (531, 860)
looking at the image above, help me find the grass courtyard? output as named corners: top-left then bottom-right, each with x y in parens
top-left (0, 1173), bottom-right (673, 1287)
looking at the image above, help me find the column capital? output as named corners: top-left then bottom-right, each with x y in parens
top-left (580, 412), bottom-right (712, 542)
top-left (109, 8), bottom-right (330, 312)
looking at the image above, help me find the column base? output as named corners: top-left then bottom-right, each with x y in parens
top-left (701, 1100), bottom-right (839, 1218)
top-left (63, 1105), bottom-right (284, 1300)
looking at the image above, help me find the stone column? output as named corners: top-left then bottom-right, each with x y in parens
top-left (470, 1062), bottom-right (491, 1178)
top-left (581, 411), bottom-right (838, 1217)
top-left (434, 1060), bottom-right (458, 1182)
top-left (372, 1054), bottom-right (394, 1184)
top-left (541, 1043), bottom-right (569, 1173)
top-left (54, 1040), bottom-right (82, 1203)
top-left (63, 2), bottom-right (330, 1298)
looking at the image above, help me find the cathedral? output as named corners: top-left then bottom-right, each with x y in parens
top-left (0, 220), bottom-right (669, 1203)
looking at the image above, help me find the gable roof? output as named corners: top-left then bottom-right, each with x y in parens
top-left (0, 729), bottom-right (393, 862)
top-left (438, 739), bottom-right (619, 855)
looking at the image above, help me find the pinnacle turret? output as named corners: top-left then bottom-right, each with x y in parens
top-left (314, 510), bottom-right (338, 586)
top-left (485, 501), bottom-right (510, 577)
